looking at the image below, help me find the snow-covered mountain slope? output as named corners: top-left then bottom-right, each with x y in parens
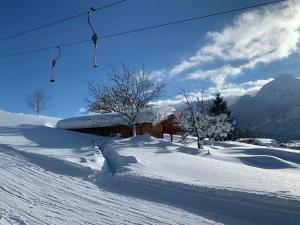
top-left (1, 110), bottom-right (300, 224)
top-left (231, 74), bottom-right (300, 141)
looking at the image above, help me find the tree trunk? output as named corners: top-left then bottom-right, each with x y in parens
top-left (197, 138), bottom-right (203, 149)
top-left (170, 134), bottom-right (173, 142)
top-left (132, 125), bottom-right (137, 137)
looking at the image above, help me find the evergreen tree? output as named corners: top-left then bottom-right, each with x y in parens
top-left (209, 92), bottom-right (230, 116)
top-left (209, 92), bottom-right (235, 140)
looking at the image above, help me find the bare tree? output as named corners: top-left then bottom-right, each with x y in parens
top-left (25, 89), bottom-right (50, 116)
top-left (176, 90), bottom-right (234, 151)
top-left (176, 90), bottom-right (208, 149)
top-left (86, 65), bottom-right (166, 136)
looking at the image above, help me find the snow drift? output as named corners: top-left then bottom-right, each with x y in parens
top-left (100, 134), bottom-right (300, 224)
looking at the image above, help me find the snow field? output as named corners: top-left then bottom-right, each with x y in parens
top-left (1, 110), bottom-right (300, 224)
top-left (100, 134), bottom-right (300, 224)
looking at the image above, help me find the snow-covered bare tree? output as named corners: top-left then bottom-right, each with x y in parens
top-left (25, 89), bottom-right (50, 116)
top-left (176, 91), bottom-right (234, 150)
top-left (176, 91), bottom-right (209, 149)
top-left (206, 113), bottom-right (234, 150)
top-left (86, 64), bottom-right (166, 136)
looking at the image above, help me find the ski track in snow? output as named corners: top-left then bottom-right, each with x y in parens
top-left (2, 143), bottom-right (299, 225)
top-left (0, 145), bottom-right (216, 225)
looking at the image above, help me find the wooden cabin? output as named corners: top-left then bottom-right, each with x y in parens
top-left (56, 106), bottom-right (182, 139)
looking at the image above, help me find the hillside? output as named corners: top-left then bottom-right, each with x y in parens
top-left (231, 75), bottom-right (300, 141)
top-left (0, 110), bottom-right (299, 224)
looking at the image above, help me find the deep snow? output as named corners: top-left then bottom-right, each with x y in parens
top-left (0, 110), bottom-right (300, 224)
top-left (0, 145), bottom-right (213, 225)
top-left (102, 134), bottom-right (300, 198)
top-left (101, 134), bottom-right (300, 224)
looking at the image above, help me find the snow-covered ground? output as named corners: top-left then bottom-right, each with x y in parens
top-left (101, 135), bottom-right (300, 224)
top-left (0, 110), bottom-right (104, 171)
top-left (0, 110), bottom-right (299, 224)
top-left (0, 143), bottom-right (213, 225)
top-left (103, 135), bottom-right (300, 193)
top-left (0, 111), bottom-right (217, 224)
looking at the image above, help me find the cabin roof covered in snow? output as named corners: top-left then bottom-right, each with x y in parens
top-left (236, 138), bottom-right (279, 147)
top-left (56, 106), bottom-right (176, 129)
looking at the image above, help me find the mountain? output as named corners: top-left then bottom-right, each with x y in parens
top-left (231, 74), bottom-right (300, 141)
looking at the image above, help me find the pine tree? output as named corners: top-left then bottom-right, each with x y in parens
top-left (209, 92), bottom-right (230, 116)
top-left (209, 92), bottom-right (235, 140)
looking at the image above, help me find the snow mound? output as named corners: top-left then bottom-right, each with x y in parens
top-left (0, 110), bottom-right (59, 127)
top-left (0, 110), bottom-right (105, 172)
top-left (101, 135), bottom-right (300, 198)
top-left (99, 135), bottom-right (300, 224)
top-left (102, 146), bottom-right (137, 174)
top-left (237, 155), bottom-right (298, 169)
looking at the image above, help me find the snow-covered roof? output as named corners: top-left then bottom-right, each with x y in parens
top-left (236, 138), bottom-right (279, 147)
top-left (281, 140), bottom-right (300, 148)
top-left (56, 106), bottom-right (176, 129)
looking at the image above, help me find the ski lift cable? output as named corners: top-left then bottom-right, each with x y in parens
top-left (100, 0), bottom-right (287, 39)
top-left (0, 0), bottom-right (128, 43)
top-left (0, 0), bottom-right (287, 60)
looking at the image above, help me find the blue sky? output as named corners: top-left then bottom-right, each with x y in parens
top-left (0, 0), bottom-right (299, 118)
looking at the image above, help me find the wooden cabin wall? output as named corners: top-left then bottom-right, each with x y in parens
top-left (70, 125), bottom-right (132, 138)
top-left (151, 123), bottom-right (163, 138)
top-left (68, 115), bottom-right (182, 139)
top-left (161, 115), bottom-right (183, 135)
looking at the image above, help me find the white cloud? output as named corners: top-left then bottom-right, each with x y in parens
top-left (168, 0), bottom-right (300, 85)
top-left (148, 69), bottom-right (168, 82)
top-left (205, 78), bottom-right (274, 104)
top-left (150, 0), bottom-right (299, 105)
top-left (186, 65), bottom-right (242, 86)
top-left (154, 94), bottom-right (185, 106)
top-left (155, 78), bottom-right (273, 106)
top-left (169, 55), bottom-right (212, 75)
top-left (78, 107), bottom-right (87, 115)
